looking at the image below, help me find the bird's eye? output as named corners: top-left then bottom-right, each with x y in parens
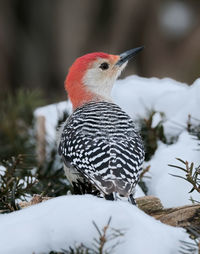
top-left (99, 62), bottom-right (109, 70)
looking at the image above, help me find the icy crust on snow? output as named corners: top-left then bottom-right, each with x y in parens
top-left (0, 195), bottom-right (189, 254)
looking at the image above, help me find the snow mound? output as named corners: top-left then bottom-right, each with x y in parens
top-left (146, 131), bottom-right (200, 207)
top-left (0, 195), bottom-right (188, 254)
top-left (112, 75), bottom-right (200, 137)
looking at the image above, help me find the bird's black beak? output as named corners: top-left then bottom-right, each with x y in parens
top-left (115, 46), bottom-right (144, 66)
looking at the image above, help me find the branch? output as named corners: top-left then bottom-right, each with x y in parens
top-left (136, 196), bottom-right (200, 228)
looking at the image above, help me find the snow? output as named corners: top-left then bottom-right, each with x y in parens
top-left (145, 131), bottom-right (200, 207)
top-left (0, 195), bottom-right (189, 254)
top-left (135, 184), bottom-right (145, 198)
top-left (0, 166), bottom-right (6, 176)
top-left (34, 99), bottom-right (72, 141)
top-left (112, 76), bottom-right (200, 137)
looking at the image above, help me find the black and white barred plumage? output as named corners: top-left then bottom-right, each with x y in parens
top-left (58, 101), bottom-right (144, 203)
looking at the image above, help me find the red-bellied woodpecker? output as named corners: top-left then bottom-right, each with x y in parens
top-left (58, 47), bottom-right (145, 204)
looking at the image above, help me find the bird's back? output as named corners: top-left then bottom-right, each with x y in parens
top-left (59, 101), bottom-right (144, 197)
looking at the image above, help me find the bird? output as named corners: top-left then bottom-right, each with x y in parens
top-left (58, 47), bottom-right (145, 204)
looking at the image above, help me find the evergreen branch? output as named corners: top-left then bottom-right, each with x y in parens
top-left (169, 158), bottom-right (200, 194)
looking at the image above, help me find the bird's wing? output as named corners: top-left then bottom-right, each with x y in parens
top-left (59, 125), bottom-right (143, 196)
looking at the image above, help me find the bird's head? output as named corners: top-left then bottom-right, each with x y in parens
top-left (65, 47), bottom-right (144, 110)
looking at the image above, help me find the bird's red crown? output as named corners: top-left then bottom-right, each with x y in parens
top-left (65, 52), bottom-right (116, 110)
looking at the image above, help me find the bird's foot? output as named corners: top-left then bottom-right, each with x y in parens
top-left (128, 194), bottom-right (137, 205)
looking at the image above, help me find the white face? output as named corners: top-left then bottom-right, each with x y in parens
top-left (83, 58), bottom-right (127, 100)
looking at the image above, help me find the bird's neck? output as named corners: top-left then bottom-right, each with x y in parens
top-left (66, 81), bottom-right (112, 111)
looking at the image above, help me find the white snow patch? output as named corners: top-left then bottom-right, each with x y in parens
top-left (112, 76), bottom-right (200, 137)
top-left (146, 131), bottom-right (200, 207)
top-left (0, 195), bottom-right (189, 254)
top-left (135, 184), bottom-right (145, 198)
top-left (0, 165), bottom-right (6, 176)
top-left (34, 100), bottom-right (72, 141)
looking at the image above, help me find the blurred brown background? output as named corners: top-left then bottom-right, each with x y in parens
top-left (1, 0), bottom-right (200, 101)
